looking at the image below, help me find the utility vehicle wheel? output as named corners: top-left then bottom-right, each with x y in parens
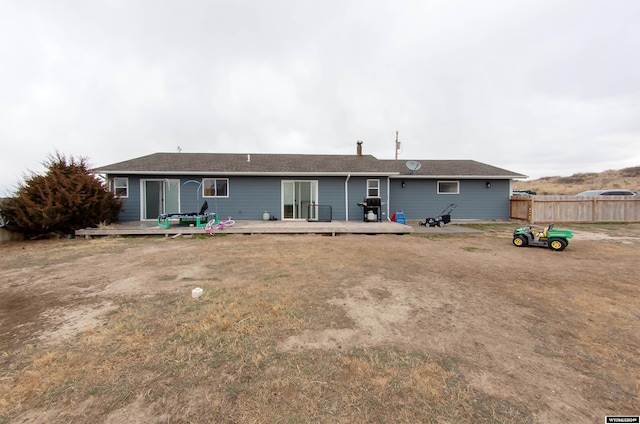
top-left (548, 238), bottom-right (567, 251)
top-left (512, 235), bottom-right (527, 247)
top-left (437, 221), bottom-right (445, 227)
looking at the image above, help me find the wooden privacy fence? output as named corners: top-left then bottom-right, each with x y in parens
top-left (510, 196), bottom-right (640, 223)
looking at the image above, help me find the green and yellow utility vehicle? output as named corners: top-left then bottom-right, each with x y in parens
top-left (512, 223), bottom-right (573, 251)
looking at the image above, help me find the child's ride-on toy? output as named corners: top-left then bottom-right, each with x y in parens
top-left (512, 223), bottom-right (573, 251)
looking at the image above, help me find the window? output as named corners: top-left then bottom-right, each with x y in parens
top-left (112, 177), bottom-right (129, 198)
top-left (367, 179), bottom-right (380, 197)
top-left (202, 178), bottom-right (229, 197)
top-left (437, 181), bottom-right (459, 194)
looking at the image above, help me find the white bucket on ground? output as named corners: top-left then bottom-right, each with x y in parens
top-left (192, 287), bottom-right (203, 298)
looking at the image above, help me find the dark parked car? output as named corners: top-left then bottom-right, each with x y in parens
top-left (512, 189), bottom-right (537, 196)
top-left (576, 189), bottom-right (637, 196)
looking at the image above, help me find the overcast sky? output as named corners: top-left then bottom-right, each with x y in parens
top-left (2, 0), bottom-right (639, 195)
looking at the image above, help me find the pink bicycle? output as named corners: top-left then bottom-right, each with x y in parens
top-left (205, 216), bottom-right (235, 234)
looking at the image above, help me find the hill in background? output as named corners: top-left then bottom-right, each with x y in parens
top-left (513, 166), bottom-right (640, 195)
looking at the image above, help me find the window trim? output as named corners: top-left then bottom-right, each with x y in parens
top-left (202, 178), bottom-right (229, 198)
top-left (112, 177), bottom-right (129, 198)
top-left (366, 179), bottom-right (380, 197)
top-left (437, 180), bottom-right (459, 194)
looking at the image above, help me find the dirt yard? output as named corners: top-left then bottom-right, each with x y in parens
top-left (1, 224), bottom-right (639, 423)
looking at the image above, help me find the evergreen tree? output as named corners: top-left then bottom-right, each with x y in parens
top-left (2, 153), bottom-right (123, 237)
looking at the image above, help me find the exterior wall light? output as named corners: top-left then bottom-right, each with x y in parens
top-left (401, 180), bottom-right (406, 188)
top-left (486, 181), bottom-right (491, 188)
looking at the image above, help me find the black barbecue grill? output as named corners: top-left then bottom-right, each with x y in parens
top-left (358, 196), bottom-right (382, 222)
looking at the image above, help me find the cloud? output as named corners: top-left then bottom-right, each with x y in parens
top-left (2, 0), bottom-right (640, 193)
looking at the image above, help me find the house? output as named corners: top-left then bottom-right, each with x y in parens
top-left (96, 142), bottom-right (526, 223)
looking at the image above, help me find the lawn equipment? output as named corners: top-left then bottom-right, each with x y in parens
top-left (512, 223), bottom-right (573, 251)
top-left (419, 203), bottom-right (457, 227)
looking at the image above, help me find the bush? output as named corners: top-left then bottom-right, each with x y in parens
top-left (2, 153), bottom-right (123, 237)
top-left (620, 166), bottom-right (640, 177)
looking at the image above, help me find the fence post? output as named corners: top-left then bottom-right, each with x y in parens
top-left (529, 197), bottom-right (534, 223)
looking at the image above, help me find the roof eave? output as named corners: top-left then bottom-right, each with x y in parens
top-left (97, 170), bottom-right (401, 177)
top-left (390, 174), bottom-right (528, 179)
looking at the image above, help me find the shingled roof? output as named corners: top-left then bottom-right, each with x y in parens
top-left (97, 153), bottom-right (388, 175)
top-left (380, 159), bottom-right (526, 178)
top-left (97, 152), bottom-right (526, 178)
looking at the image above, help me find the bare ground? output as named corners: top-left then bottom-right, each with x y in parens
top-left (1, 224), bottom-right (639, 423)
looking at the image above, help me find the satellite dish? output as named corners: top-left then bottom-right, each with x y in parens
top-left (405, 160), bottom-right (422, 174)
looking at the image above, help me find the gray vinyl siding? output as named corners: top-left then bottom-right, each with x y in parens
top-left (347, 176), bottom-right (389, 221)
top-left (113, 175), bottom-right (211, 222)
top-left (115, 175), bottom-right (141, 222)
top-left (389, 179), bottom-right (511, 220)
top-left (316, 177), bottom-right (346, 221)
top-left (114, 175), bottom-right (357, 222)
top-left (133, 175), bottom-right (281, 221)
top-left (219, 176), bottom-right (349, 221)
top-left (179, 178), bottom-right (208, 215)
top-left (210, 176), bottom-right (281, 220)
top-left (111, 174), bottom-right (511, 222)
top-left (197, 175), bottom-right (391, 221)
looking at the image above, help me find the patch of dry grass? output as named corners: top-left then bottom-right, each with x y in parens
top-left (1, 271), bottom-right (532, 423)
top-left (3, 232), bottom-right (639, 422)
top-left (0, 237), bottom-right (141, 272)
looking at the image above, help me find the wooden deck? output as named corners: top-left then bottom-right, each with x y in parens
top-left (75, 219), bottom-right (415, 237)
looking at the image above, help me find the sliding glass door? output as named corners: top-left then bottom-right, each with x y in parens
top-left (142, 179), bottom-right (180, 220)
top-left (282, 180), bottom-right (318, 220)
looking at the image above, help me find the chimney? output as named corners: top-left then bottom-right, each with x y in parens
top-left (356, 140), bottom-right (363, 157)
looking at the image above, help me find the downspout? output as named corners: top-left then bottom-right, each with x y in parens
top-left (386, 177), bottom-right (391, 221)
top-left (345, 174), bottom-right (351, 221)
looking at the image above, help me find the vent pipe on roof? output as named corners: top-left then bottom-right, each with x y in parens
top-left (247, 154), bottom-right (251, 163)
top-left (357, 140), bottom-right (363, 157)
